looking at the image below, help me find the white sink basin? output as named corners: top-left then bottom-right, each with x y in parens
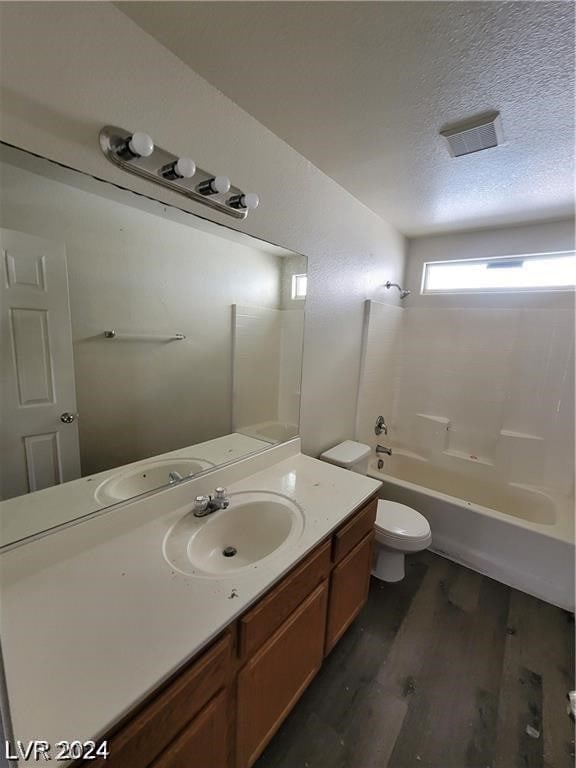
top-left (95, 457), bottom-right (216, 504)
top-left (163, 491), bottom-right (305, 576)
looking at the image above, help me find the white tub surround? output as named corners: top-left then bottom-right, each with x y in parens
top-left (368, 454), bottom-right (575, 610)
top-left (0, 441), bottom-right (381, 765)
top-left (357, 301), bottom-right (574, 501)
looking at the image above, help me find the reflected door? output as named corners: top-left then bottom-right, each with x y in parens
top-left (0, 228), bottom-right (80, 500)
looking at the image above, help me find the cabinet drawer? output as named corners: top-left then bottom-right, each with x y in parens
top-left (238, 539), bottom-right (331, 659)
top-left (332, 497), bottom-right (377, 563)
top-left (86, 633), bottom-right (232, 768)
top-left (326, 532), bottom-right (373, 654)
top-left (236, 581), bottom-right (328, 768)
top-left (151, 690), bottom-right (228, 768)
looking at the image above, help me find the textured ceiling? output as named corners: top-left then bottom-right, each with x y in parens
top-left (118, 2), bottom-right (575, 235)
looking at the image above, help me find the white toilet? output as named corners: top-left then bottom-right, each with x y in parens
top-left (320, 440), bottom-right (432, 582)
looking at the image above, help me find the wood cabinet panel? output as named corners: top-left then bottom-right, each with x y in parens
top-left (236, 581), bottom-right (329, 768)
top-left (325, 533), bottom-right (373, 655)
top-left (151, 690), bottom-right (228, 768)
top-left (332, 497), bottom-right (377, 564)
top-left (85, 633), bottom-right (232, 768)
top-left (238, 539), bottom-right (331, 659)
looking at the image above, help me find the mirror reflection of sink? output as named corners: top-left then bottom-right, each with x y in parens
top-left (163, 491), bottom-right (305, 577)
top-left (94, 457), bottom-right (216, 504)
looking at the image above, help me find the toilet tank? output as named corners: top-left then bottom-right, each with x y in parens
top-left (320, 440), bottom-right (371, 475)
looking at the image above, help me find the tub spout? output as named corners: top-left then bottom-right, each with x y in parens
top-left (376, 445), bottom-right (393, 456)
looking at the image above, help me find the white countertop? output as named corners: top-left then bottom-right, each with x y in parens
top-left (0, 443), bottom-right (381, 765)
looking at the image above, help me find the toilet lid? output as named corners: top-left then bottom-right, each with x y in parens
top-left (376, 500), bottom-right (430, 539)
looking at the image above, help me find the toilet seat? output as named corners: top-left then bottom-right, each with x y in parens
top-left (375, 500), bottom-right (432, 552)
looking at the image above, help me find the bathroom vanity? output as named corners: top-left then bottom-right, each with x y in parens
top-left (0, 442), bottom-right (381, 768)
top-left (78, 494), bottom-right (376, 768)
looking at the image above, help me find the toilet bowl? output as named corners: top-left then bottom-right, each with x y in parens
top-left (320, 440), bottom-right (431, 582)
top-left (373, 499), bottom-right (432, 582)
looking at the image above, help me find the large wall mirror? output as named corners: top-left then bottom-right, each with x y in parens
top-left (0, 143), bottom-right (306, 548)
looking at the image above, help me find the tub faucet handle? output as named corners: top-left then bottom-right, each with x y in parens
top-left (375, 416), bottom-right (388, 436)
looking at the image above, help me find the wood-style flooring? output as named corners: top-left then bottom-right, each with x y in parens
top-left (254, 551), bottom-right (575, 768)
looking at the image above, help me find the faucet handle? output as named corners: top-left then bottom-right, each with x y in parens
top-left (194, 495), bottom-right (210, 512)
top-left (375, 416), bottom-right (388, 436)
top-left (214, 487), bottom-right (230, 509)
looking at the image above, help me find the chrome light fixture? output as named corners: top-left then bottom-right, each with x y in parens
top-left (99, 126), bottom-right (260, 220)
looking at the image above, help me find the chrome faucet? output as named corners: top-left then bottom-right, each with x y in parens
top-left (168, 471), bottom-right (184, 484)
top-left (193, 487), bottom-right (230, 517)
top-left (376, 444), bottom-right (393, 456)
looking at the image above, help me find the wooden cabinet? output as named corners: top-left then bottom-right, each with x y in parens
top-left (235, 498), bottom-right (375, 767)
top-left (85, 633), bottom-right (232, 768)
top-left (151, 690), bottom-right (228, 768)
top-left (78, 494), bottom-right (377, 768)
top-left (332, 496), bottom-right (377, 563)
top-left (325, 533), bottom-right (373, 654)
top-left (236, 581), bottom-right (328, 768)
top-left (238, 540), bottom-right (331, 659)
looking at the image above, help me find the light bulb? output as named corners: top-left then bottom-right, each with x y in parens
top-left (227, 192), bottom-right (260, 211)
top-left (161, 157), bottom-right (196, 181)
top-left (128, 132), bottom-right (154, 158)
top-left (212, 175), bottom-right (230, 194)
top-left (197, 175), bottom-right (231, 196)
top-left (175, 158), bottom-right (196, 178)
top-left (242, 193), bottom-right (260, 210)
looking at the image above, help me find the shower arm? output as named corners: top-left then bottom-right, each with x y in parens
top-left (384, 281), bottom-right (411, 299)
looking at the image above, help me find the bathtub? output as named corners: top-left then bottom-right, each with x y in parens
top-left (368, 451), bottom-right (575, 610)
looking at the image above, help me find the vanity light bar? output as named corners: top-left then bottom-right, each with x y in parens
top-left (99, 126), bottom-right (259, 220)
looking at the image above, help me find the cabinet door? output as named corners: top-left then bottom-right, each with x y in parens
top-left (238, 540), bottom-right (331, 659)
top-left (151, 690), bottom-right (228, 768)
top-left (325, 532), bottom-right (373, 655)
top-left (332, 497), bottom-right (377, 563)
top-left (236, 581), bottom-right (328, 768)
top-left (83, 633), bottom-right (231, 768)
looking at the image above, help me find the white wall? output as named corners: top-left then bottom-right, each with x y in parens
top-left (357, 219), bottom-right (575, 500)
top-left (355, 300), bottom-right (403, 445)
top-left (0, 160), bottom-right (284, 475)
top-left (0, 2), bottom-right (405, 458)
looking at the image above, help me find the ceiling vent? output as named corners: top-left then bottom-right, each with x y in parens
top-left (440, 111), bottom-right (503, 157)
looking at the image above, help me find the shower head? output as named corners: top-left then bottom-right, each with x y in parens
top-left (384, 281), bottom-right (411, 299)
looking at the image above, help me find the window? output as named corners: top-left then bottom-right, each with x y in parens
top-left (421, 251), bottom-right (576, 294)
top-left (291, 273), bottom-right (307, 300)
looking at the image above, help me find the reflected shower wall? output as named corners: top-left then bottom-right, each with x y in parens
top-left (232, 303), bottom-right (304, 444)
